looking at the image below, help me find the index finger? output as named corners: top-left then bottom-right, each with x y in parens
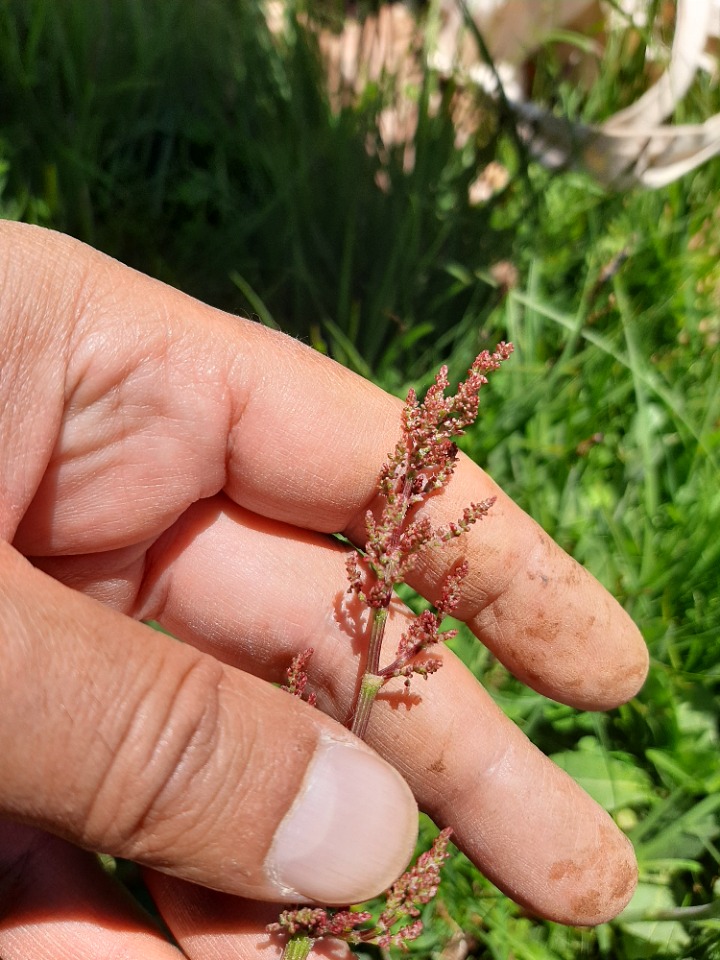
top-left (216, 313), bottom-right (647, 711)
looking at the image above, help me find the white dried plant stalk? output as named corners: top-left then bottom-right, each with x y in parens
top-left (266, 0), bottom-right (720, 189)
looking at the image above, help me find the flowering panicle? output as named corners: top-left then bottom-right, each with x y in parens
top-left (349, 344), bottom-right (512, 603)
top-left (375, 827), bottom-right (453, 946)
top-left (273, 344), bottom-right (512, 959)
top-left (281, 648), bottom-right (318, 707)
top-left (268, 829), bottom-right (453, 951)
top-left (348, 343), bottom-right (513, 739)
top-left (435, 499), bottom-right (497, 542)
top-left (268, 907), bottom-right (373, 942)
top-left (378, 559), bottom-right (469, 686)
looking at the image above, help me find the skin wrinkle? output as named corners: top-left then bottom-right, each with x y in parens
top-left (60, 238), bottom-right (117, 402)
top-left (222, 319), bottom-right (275, 497)
top-left (63, 243), bottom-right (176, 409)
top-left (32, 540), bottom-right (156, 613)
top-left (124, 656), bottom-right (228, 863)
top-left (212, 694), bottom-right (262, 876)
top-left (445, 731), bottom-right (514, 815)
top-left (144, 673), bottom-right (325, 898)
top-left (47, 288), bottom-right (230, 558)
top-left (63, 645), bottom-right (165, 842)
top-left (136, 525), bottom-right (186, 625)
top-left (22, 389), bottom-right (223, 553)
top-left (217, 688), bottom-right (290, 875)
top-left (11, 564), bottom-right (332, 900)
top-left (0, 283), bottom-right (68, 543)
top-left (81, 651), bottom-right (222, 857)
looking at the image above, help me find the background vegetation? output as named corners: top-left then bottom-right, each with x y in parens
top-left (1, 0), bottom-right (718, 957)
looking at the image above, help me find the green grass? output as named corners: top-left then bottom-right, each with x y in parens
top-left (441, 94), bottom-right (720, 954)
top-left (0, 0), bottom-right (508, 378)
top-left (1, 0), bottom-right (719, 957)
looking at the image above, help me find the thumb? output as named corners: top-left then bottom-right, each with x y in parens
top-left (0, 542), bottom-right (418, 905)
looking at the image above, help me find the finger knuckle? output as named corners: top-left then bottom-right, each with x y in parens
top-left (82, 652), bottom-right (227, 864)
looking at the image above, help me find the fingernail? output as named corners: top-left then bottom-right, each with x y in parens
top-left (266, 738), bottom-right (418, 904)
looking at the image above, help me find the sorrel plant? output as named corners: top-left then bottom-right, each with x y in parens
top-left (273, 343), bottom-right (513, 958)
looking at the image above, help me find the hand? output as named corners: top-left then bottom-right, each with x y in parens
top-left (0, 223), bottom-right (648, 959)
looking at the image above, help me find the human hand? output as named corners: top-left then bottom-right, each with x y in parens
top-left (0, 223), bottom-right (648, 959)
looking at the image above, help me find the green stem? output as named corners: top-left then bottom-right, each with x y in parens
top-left (366, 606), bottom-right (388, 676)
top-left (282, 935), bottom-right (315, 960)
top-left (351, 672), bottom-right (384, 739)
top-left (351, 606), bottom-right (389, 739)
top-left (620, 899), bottom-right (720, 923)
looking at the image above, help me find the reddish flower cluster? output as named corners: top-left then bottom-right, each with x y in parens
top-left (268, 829), bottom-right (453, 950)
top-left (373, 827), bottom-right (453, 948)
top-left (347, 343), bottom-right (513, 691)
top-left (268, 906), bottom-right (373, 942)
top-left (281, 648), bottom-right (318, 707)
top-left (345, 345), bottom-right (512, 613)
top-left (273, 345), bottom-right (512, 958)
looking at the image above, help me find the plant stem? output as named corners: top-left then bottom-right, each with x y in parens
top-left (351, 672), bottom-right (384, 739)
top-left (351, 606), bottom-right (389, 738)
top-left (366, 606), bottom-right (388, 676)
top-left (620, 899), bottom-right (720, 923)
top-left (281, 935), bottom-right (315, 960)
